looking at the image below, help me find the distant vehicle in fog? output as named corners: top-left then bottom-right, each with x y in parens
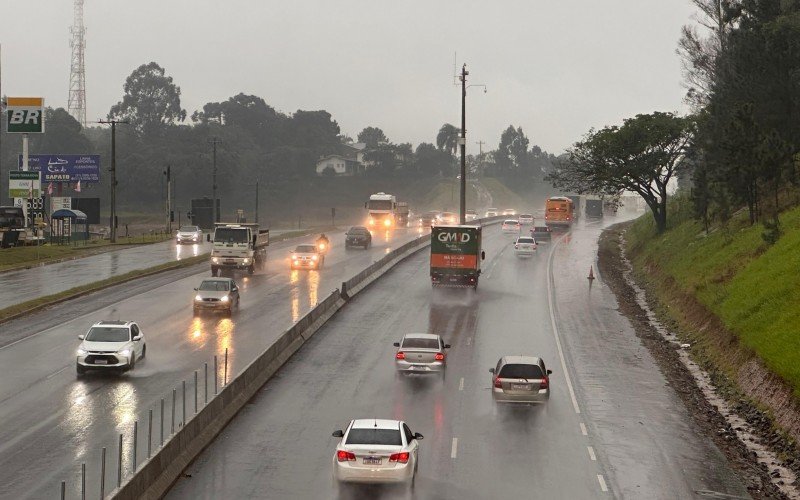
top-left (545, 197), bottom-right (574, 227)
top-left (518, 214), bottom-right (534, 225)
top-left (418, 211), bottom-right (439, 227)
top-left (290, 244), bottom-right (323, 270)
top-left (502, 208), bottom-right (516, 216)
top-left (514, 236), bottom-right (537, 256)
top-left (344, 226), bottom-right (372, 249)
top-left (485, 208), bottom-right (499, 217)
top-left (176, 225), bottom-right (202, 244)
top-left (465, 209), bottom-right (478, 222)
top-left (502, 219), bottom-right (521, 233)
top-left (532, 226), bottom-right (552, 242)
top-left (365, 192), bottom-right (409, 228)
top-left (435, 212), bottom-right (458, 226)
top-left (585, 197), bottom-right (603, 219)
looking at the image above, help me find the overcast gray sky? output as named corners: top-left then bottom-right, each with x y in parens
top-left (2, 0), bottom-right (698, 154)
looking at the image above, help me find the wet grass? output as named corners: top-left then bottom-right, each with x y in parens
top-left (628, 203), bottom-right (800, 396)
top-left (0, 254), bottom-right (208, 324)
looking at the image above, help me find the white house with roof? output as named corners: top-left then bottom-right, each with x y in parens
top-left (315, 143), bottom-right (367, 176)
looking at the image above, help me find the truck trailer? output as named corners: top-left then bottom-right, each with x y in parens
top-left (430, 225), bottom-right (484, 289)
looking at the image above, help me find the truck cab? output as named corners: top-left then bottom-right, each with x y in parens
top-left (366, 192), bottom-right (398, 229)
top-left (211, 223), bottom-right (269, 276)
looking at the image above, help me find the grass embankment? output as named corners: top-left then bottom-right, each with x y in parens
top-left (0, 253), bottom-right (208, 324)
top-left (627, 204), bottom-right (800, 396)
top-left (0, 233), bottom-right (173, 272)
top-left (416, 177), bottom-right (529, 213)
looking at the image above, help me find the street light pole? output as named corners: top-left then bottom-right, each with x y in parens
top-left (255, 178), bottom-right (259, 224)
top-left (99, 119), bottom-right (129, 243)
top-left (208, 137), bottom-right (221, 225)
top-left (459, 64), bottom-right (467, 225)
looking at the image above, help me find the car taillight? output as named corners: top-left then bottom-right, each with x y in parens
top-left (389, 452), bottom-right (410, 463)
top-left (434, 352), bottom-right (445, 361)
top-left (540, 376), bottom-right (549, 390)
top-left (337, 450), bottom-right (356, 462)
top-left (493, 376), bottom-right (502, 388)
top-left (396, 352), bottom-right (405, 360)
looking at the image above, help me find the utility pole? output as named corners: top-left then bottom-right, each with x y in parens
top-left (255, 178), bottom-right (259, 224)
top-left (208, 137), bottom-right (221, 225)
top-left (99, 119), bottom-right (129, 242)
top-left (164, 164), bottom-right (172, 233)
top-left (459, 64), bottom-right (467, 225)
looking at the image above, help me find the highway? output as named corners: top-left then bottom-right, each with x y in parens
top-left (0, 226), bottom-right (426, 500)
top-left (167, 220), bottom-right (750, 500)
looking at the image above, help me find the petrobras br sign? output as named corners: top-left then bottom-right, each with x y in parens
top-left (6, 97), bottom-right (45, 133)
top-left (19, 155), bottom-right (101, 183)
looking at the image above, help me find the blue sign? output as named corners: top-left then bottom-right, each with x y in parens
top-left (18, 155), bottom-right (101, 183)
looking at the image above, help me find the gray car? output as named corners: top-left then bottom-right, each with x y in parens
top-left (490, 356), bottom-right (552, 404)
top-left (193, 278), bottom-right (240, 315)
top-left (393, 333), bottom-right (450, 375)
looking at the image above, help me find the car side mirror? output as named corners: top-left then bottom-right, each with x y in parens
top-left (444, 344), bottom-right (451, 349)
top-left (489, 368), bottom-right (495, 374)
top-left (332, 430), bottom-right (344, 438)
top-left (481, 251), bottom-right (485, 260)
top-left (133, 335), bottom-right (142, 341)
top-left (78, 334), bottom-right (85, 340)
top-left (413, 433), bottom-right (424, 440)
top-left (392, 342), bottom-right (400, 347)
top-left (206, 234), bottom-right (211, 242)
top-left (547, 369), bottom-right (553, 375)
top-left (193, 287), bottom-right (198, 291)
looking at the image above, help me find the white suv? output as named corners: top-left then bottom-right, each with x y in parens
top-left (76, 321), bottom-right (146, 376)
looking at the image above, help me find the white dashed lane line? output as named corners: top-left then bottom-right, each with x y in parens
top-left (598, 474), bottom-right (608, 492)
top-left (580, 422), bottom-right (588, 436)
top-left (451, 438), bottom-right (458, 459)
top-left (588, 446), bottom-right (597, 461)
top-left (458, 377), bottom-right (464, 391)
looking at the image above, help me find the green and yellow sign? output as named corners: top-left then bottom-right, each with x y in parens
top-left (6, 97), bottom-right (45, 133)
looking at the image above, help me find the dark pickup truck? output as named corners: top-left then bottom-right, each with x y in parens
top-left (532, 226), bottom-right (552, 242)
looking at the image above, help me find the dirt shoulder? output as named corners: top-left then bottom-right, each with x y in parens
top-left (598, 222), bottom-right (796, 499)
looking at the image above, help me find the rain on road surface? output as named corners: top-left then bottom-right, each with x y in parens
top-left (0, 226), bottom-right (425, 500)
top-left (167, 220), bottom-right (749, 500)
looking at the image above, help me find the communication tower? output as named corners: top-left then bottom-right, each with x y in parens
top-left (68, 0), bottom-right (87, 128)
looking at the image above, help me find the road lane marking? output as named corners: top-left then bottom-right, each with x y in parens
top-left (588, 446), bottom-right (596, 461)
top-left (580, 422), bottom-right (587, 436)
top-left (546, 234), bottom-right (581, 414)
top-left (451, 438), bottom-right (458, 458)
top-left (598, 474), bottom-right (608, 492)
top-left (466, 337), bottom-right (472, 346)
top-left (45, 366), bottom-right (69, 380)
top-left (459, 377), bottom-right (464, 391)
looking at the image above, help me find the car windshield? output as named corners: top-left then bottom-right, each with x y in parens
top-left (499, 363), bottom-right (544, 379)
top-left (517, 237), bottom-right (535, 244)
top-left (85, 327), bottom-right (130, 342)
top-left (346, 428), bottom-right (402, 446)
top-left (199, 280), bottom-right (230, 291)
top-left (295, 245), bottom-right (317, 253)
top-left (367, 200), bottom-right (393, 210)
top-left (179, 226), bottom-right (197, 232)
top-left (402, 338), bottom-right (439, 349)
top-left (504, 220), bottom-right (519, 225)
top-left (520, 215), bottom-right (532, 219)
top-left (347, 228), bottom-right (368, 235)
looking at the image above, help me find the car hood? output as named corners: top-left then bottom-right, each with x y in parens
top-left (196, 290), bottom-right (229, 299)
top-left (81, 340), bottom-right (132, 352)
top-left (177, 231), bottom-right (198, 236)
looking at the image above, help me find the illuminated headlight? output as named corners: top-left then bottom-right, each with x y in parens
top-left (384, 219), bottom-right (391, 227)
top-left (293, 260), bottom-right (300, 265)
top-left (311, 255), bottom-right (318, 261)
top-left (368, 219), bottom-right (375, 225)
top-left (117, 349), bottom-right (131, 357)
top-left (242, 258), bottom-right (250, 264)
top-left (77, 348), bottom-right (87, 356)
top-left (220, 295), bottom-right (229, 302)
top-left (195, 294), bottom-right (203, 301)
top-left (212, 257), bottom-right (219, 263)
top-left (192, 236), bottom-right (197, 240)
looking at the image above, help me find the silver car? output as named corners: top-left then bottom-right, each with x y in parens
top-left (176, 225), bottom-right (202, 244)
top-left (490, 356), bottom-right (552, 404)
top-left (393, 333), bottom-right (450, 375)
top-left (193, 278), bottom-right (240, 315)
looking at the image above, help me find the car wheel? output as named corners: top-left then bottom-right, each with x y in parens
top-left (248, 265), bottom-right (254, 275)
top-left (211, 267), bottom-right (218, 277)
top-left (128, 354), bottom-right (136, 372)
top-left (76, 364), bottom-right (86, 376)
top-left (141, 345), bottom-right (146, 359)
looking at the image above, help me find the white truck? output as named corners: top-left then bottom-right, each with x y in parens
top-left (210, 223), bottom-right (269, 276)
top-left (365, 192), bottom-right (409, 229)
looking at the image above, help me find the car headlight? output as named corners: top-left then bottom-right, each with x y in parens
top-left (77, 348), bottom-right (87, 356)
top-left (212, 257), bottom-right (219, 263)
top-left (192, 236), bottom-right (197, 240)
top-left (195, 294), bottom-right (203, 301)
top-left (293, 260), bottom-right (300, 265)
top-left (384, 219), bottom-right (391, 227)
top-left (368, 219), bottom-right (374, 225)
top-left (221, 295), bottom-right (229, 302)
top-left (242, 258), bottom-right (250, 264)
top-left (311, 255), bottom-right (318, 261)
top-left (117, 349), bottom-right (131, 357)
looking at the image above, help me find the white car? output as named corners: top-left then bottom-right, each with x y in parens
top-left (76, 320), bottom-right (146, 376)
top-left (502, 208), bottom-right (516, 216)
top-left (393, 333), bottom-right (450, 375)
top-left (485, 208), bottom-right (498, 217)
top-left (514, 236), bottom-right (537, 256)
top-left (518, 214), bottom-right (534, 225)
top-left (465, 210), bottom-right (478, 222)
top-left (502, 219), bottom-right (521, 234)
top-left (290, 244), bottom-right (324, 270)
top-left (332, 419), bottom-right (422, 487)
top-left (176, 225), bottom-right (202, 244)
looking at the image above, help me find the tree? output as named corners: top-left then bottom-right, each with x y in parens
top-left (436, 124), bottom-right (460, 156)
top-left (495, 126), bottom-right (531, 175)
top-left (357, 127), bottom-right (388, 148)
top-left (549, 112), bottom-right (693, 233)
top-left (415, 143), bottom-right (453, 177)
top-left (109, 62), bottom-right (186, 135)
top-left (33, 108), bottom-right (93, 154)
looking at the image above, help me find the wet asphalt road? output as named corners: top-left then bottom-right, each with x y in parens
top-left (0, 226), bottom-right (425, 500)
top-left (167, 219), bottom-right (750, 500)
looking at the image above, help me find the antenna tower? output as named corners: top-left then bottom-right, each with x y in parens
top-left (68, 0), bottom-right (87, 128)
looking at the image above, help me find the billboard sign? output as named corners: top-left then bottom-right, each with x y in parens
top-left (6, 97), bottom-right (45, 133)
top-left (19, 155), bottom-right (101, 183)
top-left (9, 171), bottom-right (41, 198)
top-left (51, 196), bottom-right (72, 212)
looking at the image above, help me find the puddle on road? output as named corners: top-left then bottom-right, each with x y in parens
top-left (619, 232), bottom-right (799, 499)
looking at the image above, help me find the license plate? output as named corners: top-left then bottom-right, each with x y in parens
top-left (363, 457), bottom-right (381, 465)
top-left (94, 359), bottom-right (108, 365)
top-left (511, 383), bottom-right (530, 390)
top-left (225, 260), bottom-right (235, 264)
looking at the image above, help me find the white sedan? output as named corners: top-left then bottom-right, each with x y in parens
top-left (514, 236), bottom-right (537, 256)
top-left (332, 419), bottom-right (422, 488)
top-left (502, 219), bottom-right (521, 234)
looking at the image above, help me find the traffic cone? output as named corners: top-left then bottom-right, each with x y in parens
top-left (588, 266), bottom-right (595, 280)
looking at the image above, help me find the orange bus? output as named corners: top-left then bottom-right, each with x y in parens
top-left (544, 196), bottom-right (574, 226)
